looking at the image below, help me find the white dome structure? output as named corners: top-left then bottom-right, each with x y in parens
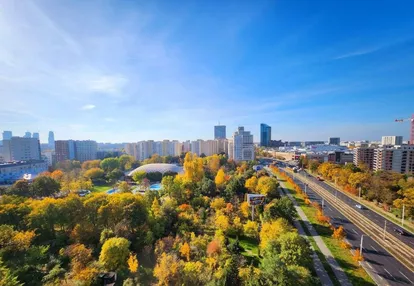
top-left (127, 163), bottom-right (184, 176)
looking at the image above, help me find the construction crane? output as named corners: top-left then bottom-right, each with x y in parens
top-left (394, 117), bottom-right (414, 122)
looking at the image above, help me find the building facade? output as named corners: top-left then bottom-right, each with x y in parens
top-left (48, 131), bottom-right (55, 149)
top-left (232, 127), bottom-right (254, 161)
top-left (329, 137), bottom-right (340, 145)
top-left (214, 125), bottom-right (226, 139)
top-left (55, 140), bottom-right (96, 162)
top-left (373, 145), bottom-right (414, 173)
top-left (2, 137), bottom-right (41, 162)
top-left (381, 136), bottom-right (403, 146)
top-left (411, 114), bottom-right (414, 144)
top-left (32, 132), bottom-right (39, 140)
top-left (2, 131), bottom-right (12, 140)
top-left (353, 147), bottom-right (375, 170)
top-left (0, 160), bottom-right (48, 184)
top-left (260, 123), bottom-right (271, 147)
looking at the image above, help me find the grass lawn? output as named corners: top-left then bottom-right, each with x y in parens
top-left (281, 179), bottom-right (375, 286)
top-left (91, 184), bottom-right (113, 193)
top-left (229, 236), bottom-right (260, 266)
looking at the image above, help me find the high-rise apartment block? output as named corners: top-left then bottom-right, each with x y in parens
top-left (260, 123), bottom-right (271, 147)
top-left (2, 131), bottom-right (12, 140)
top-left (32, 132), bottom-right (39, 140)
top-left (231, 126), bottom-right (254, 162)
top-left (353, 147), bottom-right (375, 170)
top-left (329, 137), bottom-right (340, 145)
top-left (55, 140), bottom-right (96, 162)
top-left (214, 125), bottom-right (226, 139)
top-left (381, 136), bottom-right (403, 146)
top-left (48, 131), bottom-right (55, 149)
top-left (24, 132), bottom-right (32, 138)
top-left (2, 137), bottom-right (41, 161)
top-left (373, 145), bottom-right (414, 173)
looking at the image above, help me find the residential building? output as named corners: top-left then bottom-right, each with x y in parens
top-left (260, 123), bottom-right (271, 147)
top-left (32, 132), bottom-right (40, 140)
top-left (217, 139), bottom-right (228, 154)
top-left (228, 140), bottom-right (234, 160)
top-left (214, 125), bottom-right (226, 139)
top-left (125, 143), bottom-right (139, 160)
top-left (48, 131), bottom-right (55, 149)
top-left (329, 137), bottom-right (340, 145)
top-left (327, 151), bottom-right (354, 164)
top-left (75, 140), bottom-right (98, 162)
top-left (0, 160), bottom-right (48, 184)
top-left (286, 141), bottom-right (302, 147)
top-left (183, 141), bottom-right (191, 153)
top-left (232, 126), bottom-right (254, 161)
top-left (373, 145), bottom-right (414, 173)
top-left (2, 131), bottom-right (12, 140)
top-left (42, 150), bottom-right (55, 166)
top-left (353, 147), bottom-right (375, 170)
top-left (2, 137), bottom-right (41, 161)
top-left (55, 140), bottom-right (76, 162)
top-left (381, 136), bottom-right (403, 146)
top-left (23, 132), bottom-right (31, 138)
top-left (174, 141), bottom-right (183, 156)
top-left (190, 140), bottom-right (202, 156)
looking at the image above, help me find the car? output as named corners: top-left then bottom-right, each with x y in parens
top-left (394, 228), bottom-right (406, 236)
top-left (316, 176), bottom-right (324, 181)
top-left (355, 204), bottom-right (362, 209)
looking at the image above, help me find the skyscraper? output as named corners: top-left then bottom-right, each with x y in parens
top-left (32, 132), bottom-right (40, 140)
top-left (329, 137), bottom-right (340, 145)
top-left (214, 125), bottom-right (226, 139)
top-left (48, 131), bottom-right (55, 149)
top-left (2, 131), bottom-right (12, 140)
top-left (232, 126), bottom-right (254, 162)
top-left (24, 132), bottom-right (31, 138)
top-left (260, 123), bottom-right (271, 147)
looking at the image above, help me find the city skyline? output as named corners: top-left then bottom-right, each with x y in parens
top-left (1, 0), bottom-right (414, 142)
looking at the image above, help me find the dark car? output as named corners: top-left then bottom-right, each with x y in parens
top-left (394, 228), bottom-right (406, 236)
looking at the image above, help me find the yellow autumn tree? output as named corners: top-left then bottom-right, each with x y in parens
top-left (332, 226), bottom-right (346, 240)
top-left (151, 198), bottom-right (162, 219)
top-left (154, 253), bottom-right (180, 286)
top-left (128, 253), bottom-right (139, 273)
top-left (245, 176), bottom-right (258, 192)
top-left (240, 201), bottom-right (250, 219)
top-left (243, 220), bottom-right (259, 239)
top-left (183, 153), bottom-right (204, 182)
top-left (259, 218), bottom-right (293, 250)
top-left (210, 198), bottom-right (226, 211)
top-left (215, 169), bottom-right (226, 188)
top-left (208, 155), bottom-right (221, 174)
top-left (215, 214), bottom-right (230, 232)
top-left (180, 242), bottom-right (191, 261)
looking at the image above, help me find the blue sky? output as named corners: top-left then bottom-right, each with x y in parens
top-left (1, 0), bottom-right (414, 143)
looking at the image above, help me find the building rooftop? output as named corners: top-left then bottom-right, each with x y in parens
top-left (0, 160), bottom-right (46, 169)
top-left (127, 163), bottom-right (184, 176)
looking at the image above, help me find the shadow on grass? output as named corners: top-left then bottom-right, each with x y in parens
top-left (335, 258), bottom-right (376, 286)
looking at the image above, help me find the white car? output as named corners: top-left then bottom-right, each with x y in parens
top-left (355, 204), bottom-right (362, 209)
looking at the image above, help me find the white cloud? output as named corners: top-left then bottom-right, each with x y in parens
top-left (81, 104), bottom-right (95, 110)
top-left (104, 117), bottom-right (115, 122)
top-left (86, 75), bottom-right (128, 96)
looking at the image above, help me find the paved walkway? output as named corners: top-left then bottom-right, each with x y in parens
top-left (278, 187), bottom-right (334, 286)
top-left (278, 179), bottom-right (352, 286)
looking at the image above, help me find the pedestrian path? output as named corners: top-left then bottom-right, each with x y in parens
top-left (278, 179), bottom-right (352, 286)
top-left (278, 186), bottom-right (334, 286)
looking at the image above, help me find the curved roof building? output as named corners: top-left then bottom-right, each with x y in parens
top-left (127, 163), bottom-right (184, 176)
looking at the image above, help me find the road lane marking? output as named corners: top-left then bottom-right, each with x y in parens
top-left (328, 207), bottom-right (333, 212)
top-left (367, 263), bottom-right (373, 269)
top-left (399, 271), bottom-right (413, 284)
top-left (352, 229), bottom-right (358, 235)
top-left (384, 268), bottom-right (395, 280)
top-left (370, 245), bottom-right (378, 252)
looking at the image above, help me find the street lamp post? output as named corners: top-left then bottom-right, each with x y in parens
top-left (358, 186), bottom-right (361, 202)
top-left (304, 183), bottom-right (307, 194)
top-left (401, 204), bottom-right (405, 227)
top-left (360, 235), bottom-right (364, 256)
top-left (383, 220), bottom-right (387, 240)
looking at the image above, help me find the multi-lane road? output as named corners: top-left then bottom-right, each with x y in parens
top-left (277, 166), bottom-right (414, 286)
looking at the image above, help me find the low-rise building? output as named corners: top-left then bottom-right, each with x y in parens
top-left (0, 160), bottom-right (48, 184)
top-left (353, 147), bottom-right (375, 169)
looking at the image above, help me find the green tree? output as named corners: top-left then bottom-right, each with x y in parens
top-left (30, 176), bottom-right (60, 197)
top-left (9, 180), bottom-right (31, 197)
top-left (99, 237), bottom-right (131, 271)
top-left (277, 232), bottom-right (312, 268)
top-left (199, 177), bottom-right (216, 197)
top-left (132, 171), bottom-right (146, 183)
top-left (107, 169), bottom-right (124, 181)
top-left (0, 259), bottom-right (21, 286)
top-left (118, 181), bottom-right (131, 193)
top-left (84, 168), bottom-right (105, 180)
top-left (100, 158), bottom-right (120, 172)
top-left (119, 155), bottom-right (135, 171)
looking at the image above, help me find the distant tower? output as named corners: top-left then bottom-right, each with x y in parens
top-left (2, 131), bottom-right (12, 140)
top-left (214, 124), bottom-right (226, 139)
top-left (32, 132), bottom-right (39, 140)
top-left (48, 131), bottom-right (55, 149)
top-left (260, 123), bottom-right (271, 147)
top-left (24, 131), bottom-right (31, 138)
